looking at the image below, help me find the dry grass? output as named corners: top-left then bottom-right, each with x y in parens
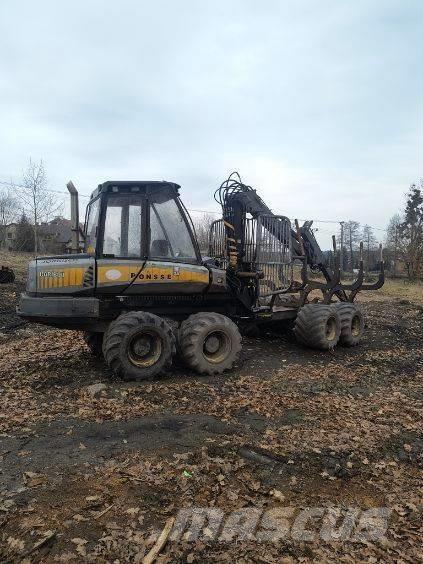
top-left (0, 251), bottom-right (35, 281)
top-left (378, 277), bottom-right (423, 303)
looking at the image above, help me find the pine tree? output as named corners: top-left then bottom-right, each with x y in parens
top-left (399, 182), bottom-right (423, 279)
top-left (14, 213), bottom-right (35, 252)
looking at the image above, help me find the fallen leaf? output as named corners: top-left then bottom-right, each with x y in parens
top-left (270, 489), bottom-right (285, 501)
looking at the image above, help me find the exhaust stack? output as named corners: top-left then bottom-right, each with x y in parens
top-left (67, 180), bottom-right (80, 254)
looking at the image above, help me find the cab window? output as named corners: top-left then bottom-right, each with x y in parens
top-left (149, 191), bottom-right (197, 261)
top-left (102, 194), bottom-right (143, 257)
top-left (84, 197), bottom-right (100, 253)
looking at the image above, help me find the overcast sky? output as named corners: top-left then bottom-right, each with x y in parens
top-left (1, 0), bottom-right (422, 247)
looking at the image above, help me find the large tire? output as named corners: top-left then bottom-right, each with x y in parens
top-left (334, 303), bottom-right (365, 347)
top-left (294, 304), bottom-right (341, 350)
top-left (178, 312), bottom-right (242, 375)
top-left (102, 312), bottom-right (175, 381)
top-left (83, 331), bottom-right (103, 357)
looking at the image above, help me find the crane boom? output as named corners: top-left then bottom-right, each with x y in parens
top-left (218, 176), bottom-right (333, 280)
top-left (211, 172), bottom-right (384, 306)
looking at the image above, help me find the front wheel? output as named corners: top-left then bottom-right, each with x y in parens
top-left (103, 311), bottom-right (176, 381)
top-left (178, 312), bottom-right (242, 375)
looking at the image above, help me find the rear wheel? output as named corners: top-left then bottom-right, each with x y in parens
top-left (334, 303), bottom-right (365, 346)
top-left (103, 311), bottom-right (176, 380)
top-left (178, 312), bottom-right (242, 374)
top-left (83, 331), bottom-right (103, 357)
top-left (294, 304), bottom-right (341, 350)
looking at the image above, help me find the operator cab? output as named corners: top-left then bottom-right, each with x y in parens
top-left (84, 181), bottom-right (201, 264)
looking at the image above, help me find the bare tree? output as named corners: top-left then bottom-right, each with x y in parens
top-left (385, 214), bottom-right (402, 276)
top-left (192, 213), bottom-right (216, 255)
top-left (18, 159), bottom-right (62, 254)
top-left (362, 224), bottom-right (378, 275)
top-left (337, 222), bottom-right (345, 273)
top-left (344, 220), bottom-right (361, 271)
top-left (0, 186), bottom-right (18, 245)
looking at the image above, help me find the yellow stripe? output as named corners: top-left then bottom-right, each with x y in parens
top-left (97, 264), bottom-right (209, 285)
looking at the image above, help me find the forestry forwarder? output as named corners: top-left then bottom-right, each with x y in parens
top-left (18, 173), bottom-right (384, 380)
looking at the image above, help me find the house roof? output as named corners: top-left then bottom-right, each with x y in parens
top-left (39, 217), bottom-right (84, 243)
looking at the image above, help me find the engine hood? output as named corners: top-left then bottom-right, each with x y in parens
top-left (32, 255), bottom-right (95, 295)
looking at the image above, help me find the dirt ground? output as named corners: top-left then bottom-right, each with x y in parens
top-left (0, 254), bottom-right (422, 562)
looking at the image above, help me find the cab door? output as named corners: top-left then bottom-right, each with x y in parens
top-left (143, 189), bottom-right (209, 293)
top-left (96, 191), bottom-right (146, 294)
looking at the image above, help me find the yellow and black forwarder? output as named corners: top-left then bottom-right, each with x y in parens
top-left (19, 173), bottom-right (384, 380)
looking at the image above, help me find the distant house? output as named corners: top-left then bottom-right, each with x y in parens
top-left (38, 217), bottom-right (84, 254)
top-left (1, 217), bottom-right (84, 254)
top-left (0, 223), bottom-right (18, 251)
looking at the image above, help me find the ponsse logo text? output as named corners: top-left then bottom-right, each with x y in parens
top-left (130, 272), bottom-right (173, 280)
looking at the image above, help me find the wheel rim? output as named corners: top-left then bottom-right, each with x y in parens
top-left (203, 330), bottom-right (231, 363)
top-left (325, 316), bottom-right (337, 342)
top-left (351, 314), bottom-right (361, 337)
top-left (127, 330), bottom-right (162, 368)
